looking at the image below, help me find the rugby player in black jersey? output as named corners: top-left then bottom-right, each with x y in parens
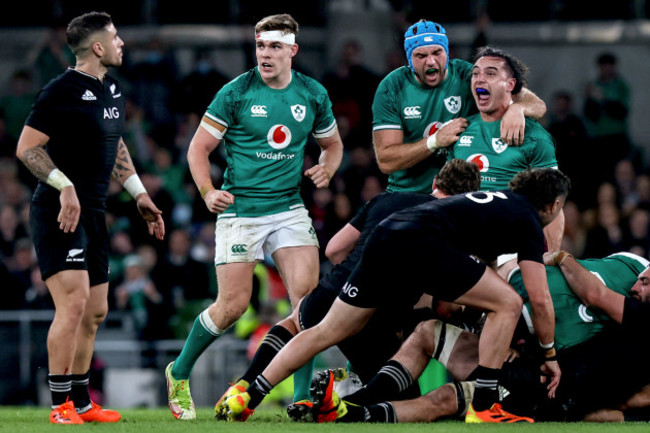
top-left (221, 167), bottom-right (570, 424)
top-left (16, 11), bottom-right (165, 424)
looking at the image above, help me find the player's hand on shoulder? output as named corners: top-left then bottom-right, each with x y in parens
top-left (500, 103), bottom-right (526, 146)
top-left (304, 165), bottom-right (331, 188)
top-left (204, 189), bottom-right (235, 214)
top-left (436, 118), bottom-right (468, 148)
top-left (58, 185), bottom-right (81, 233)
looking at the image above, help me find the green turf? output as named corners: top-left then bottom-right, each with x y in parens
top-left (0, 407), bottom-right (648, 432)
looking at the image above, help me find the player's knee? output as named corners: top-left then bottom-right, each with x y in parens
top-left (421, 383), bottom-right (457, 420)
top-left (503, 292), bottom-right (523, 318)
top-left (411, 319), bottom-right (440, 356)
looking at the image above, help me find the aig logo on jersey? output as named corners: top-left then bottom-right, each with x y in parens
top-left (251, 105), bottom-right (268, 117)
top-left (492, 138), bottom-right (508, 154)
top-left (291, 104), bottom-right (306, 122)
top-left (444, 96), bottom-right (461, 114)
top-left (267, 125), bottom-right (292, 149)
top-left (403, 106), bottom-right (421, 119)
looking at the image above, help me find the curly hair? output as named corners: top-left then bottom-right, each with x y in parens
top-left (436, 159), bottom-right (481, 195)
top-left (509, 168), bottom-right (571, 210)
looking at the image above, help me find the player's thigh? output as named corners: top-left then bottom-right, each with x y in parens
top-left (272, 245), bottom-right (319, 302)
top-left (46, 269), bottom-right (90, 310)
top-left (31, 202), bottom-right (91, 281)
top-left (215, 261), bottom-right (257, 307)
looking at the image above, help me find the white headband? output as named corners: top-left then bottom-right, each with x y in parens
top-left (256, 30), bottom-right (295, 45)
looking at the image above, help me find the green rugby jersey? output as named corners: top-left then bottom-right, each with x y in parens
top-left (205, 68), bottom-right (336, 217)
top-left (448, 115), bottom-right (557, 190)
top-left (508, 252), bottom-right (648, 351)
top-left (372, 59), bottom-right (477, 194)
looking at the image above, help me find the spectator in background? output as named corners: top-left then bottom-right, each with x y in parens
top-left (115, 254), bottom-right (166, 341)
top-left (561, 200), bottom-right (587, 259)
top-left (0, 204), bottom-right (28, 258)
top-left (623, 208), bottom-right (650, 258)
top-left (123, 36), bottom-right (178, 128)
top-left (583, 52), bottom-right (634, 192)
top-left (23, 265), bottom-right (54, 309)
top-left (546, 90), bottom-right (588, 208)
top-left (0, 70), bottom-right (36, 143)
top-left (170, 48), bottom-right (230, 118)
top-left (27, 20), bottom-right (75, 88)
top-left (322, 39), bottom-right (380, 148)
top-left (583, 202), bottom-right (624, 259)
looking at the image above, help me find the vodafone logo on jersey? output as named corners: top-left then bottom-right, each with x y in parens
top-left (467, 153), bottom-right (489, 172)
top-left (423, 121), bottom-right (444, 138)
top-left (267, 125), bottom-right (292, 149)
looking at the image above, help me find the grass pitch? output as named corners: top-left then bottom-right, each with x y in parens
top-left (0, 407), bottom-right (648, 432)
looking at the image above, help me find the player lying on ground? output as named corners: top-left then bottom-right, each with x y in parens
top-left (220, 168), bottom-right (570, 423)
top-left (312, 251), bottom-right (650, 423)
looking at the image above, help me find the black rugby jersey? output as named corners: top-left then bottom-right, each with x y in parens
top-left (27, 68), bottom-right (125, 210)
top-left (381, 190), bottom-right (545, 264)
top-left (318, 192), bottom-right (435, 293)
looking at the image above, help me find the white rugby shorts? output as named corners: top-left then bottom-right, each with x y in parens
top-left (214, 207), bottom-right (319, 265)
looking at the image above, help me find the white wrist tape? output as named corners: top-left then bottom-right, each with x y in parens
top-left (426, 131), bottom-right (439, 152)
top-left (539, 340), bottom-right (555, 350)
top-left (46, 168), bottom-right (73, 191)
top-left (123, 174), bottom-right (147, 199)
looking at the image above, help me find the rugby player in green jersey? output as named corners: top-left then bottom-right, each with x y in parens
top-left (319, 251), bottom-right (650, 423)
top-left (447, 46), bottom-right (563, 253)
top-left (372, 20), bottom-right (546, 194)
top-left (164, 13), bottom-right (343, 420)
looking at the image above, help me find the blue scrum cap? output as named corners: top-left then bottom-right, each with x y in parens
top-left (404, 21), bottom-right (449, 71)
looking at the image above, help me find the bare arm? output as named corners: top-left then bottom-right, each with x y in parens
top-left (373, 118), bottom-right (468, 174)
top-left (519, 259), bottom-right (561, 397)
top-left (305, 129), bottom-right (344, 188)
top-left (325, 223), bottom-right (361, 264)
top-left (187, 121), bottom-right (234, 214)
top-left (112, 139), bottom-right (165, 240)
top-left (543, 208), bottom-right (564, 253)
top-left (16, 125), bottom-right (80, 233)
top-left (501, 88), bottom-right (548, 146)
top-left (555, 252), bottom-right (625, 324)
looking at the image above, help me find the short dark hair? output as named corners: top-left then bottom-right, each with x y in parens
top-left (436, 159), bottom-right (481, 195)
top-left (66, 11), bottom-right (113, 54)
top-left (473, 45), bottom-right (528, 95)
top-left (509, 168), bottom-right (571, 210)
top-left (255, 14), bottom-right (299, 36)
top-left (597, 52), bottom-right (617, 65)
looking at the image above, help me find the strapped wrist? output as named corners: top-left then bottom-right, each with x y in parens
top-left (554, 251), bottom-right (573, 266)
top-left (123, 174), bottom-right (147, 199)
top-left (46, 168), bottom-right (73, 191)
top-left (426, 131), bottom-right (439, 153)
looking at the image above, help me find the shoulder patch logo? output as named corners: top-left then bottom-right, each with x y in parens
top-left (492, 138), bottom-right (508, 154)
top-left (444, 96), bottom-right (461, 114)
top-left (458, 135), bottom-right (473, 146)
top-left (82, 90), bottom-right (97, 101)
top-left (291, 104), bottom-right (306, 122)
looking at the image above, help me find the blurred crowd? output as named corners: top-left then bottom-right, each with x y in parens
top-left (0, 22), bottom-right (647, 348)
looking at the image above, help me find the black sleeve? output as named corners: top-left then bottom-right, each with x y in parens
top-left (622, 297), bottom-right (650, 330)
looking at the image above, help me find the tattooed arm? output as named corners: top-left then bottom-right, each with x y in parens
top-left (16, 125), bottom-right (81, 233)
top-left (112, 138), bottom-right (165, 240)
